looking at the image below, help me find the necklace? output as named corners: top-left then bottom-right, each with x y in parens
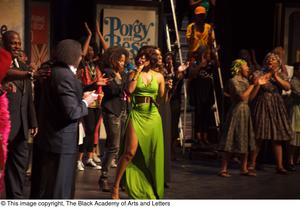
top-left (141, 71), bottom-right (153, 87)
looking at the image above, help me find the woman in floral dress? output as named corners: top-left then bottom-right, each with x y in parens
top-left (218, 59), bottom-right (266, 177)
top-left (250, 53), bottom-right (293, 174)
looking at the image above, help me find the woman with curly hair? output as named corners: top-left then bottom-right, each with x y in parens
top-left (112, 46), bottom-right (165, 199)
top-left (218, 59), bottom-right (266, 177)
top-left (98, 46), bottom-right (129, 192)
top-left (250, 52), bottom-right (293, 174)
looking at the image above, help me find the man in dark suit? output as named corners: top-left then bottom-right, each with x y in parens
top-left (30, 39), bottom-right (99, 199)
top-left (2, 31), bottom-right (38, 199)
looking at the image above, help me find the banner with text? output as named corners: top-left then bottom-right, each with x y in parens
top-left (102, 7), bottom-right (157, 58)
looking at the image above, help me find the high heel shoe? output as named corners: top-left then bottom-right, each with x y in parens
top-left (111, 186), bottom-right (120, 199)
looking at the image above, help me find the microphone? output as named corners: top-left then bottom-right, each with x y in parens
top-left (13, 58), bottom-right (20, 68)
top-left (125, 63), bottom-right (136, 73)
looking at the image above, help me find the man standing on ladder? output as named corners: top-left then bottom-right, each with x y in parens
top-left (186, 6), bottom-right (221, 141)
top-left (186, 6), bottom-right (215, 53)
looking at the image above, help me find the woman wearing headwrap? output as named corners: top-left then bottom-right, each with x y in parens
top-left (218, 59), bottom-right (266, 177)
top-left (250, 53), bottom-right (293, 174)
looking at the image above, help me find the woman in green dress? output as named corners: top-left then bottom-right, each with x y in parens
top-left (112, 46), bottom-right (165, 199)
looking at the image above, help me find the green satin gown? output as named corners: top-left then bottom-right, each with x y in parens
top-left (124, 71), bottom-right (164, 199)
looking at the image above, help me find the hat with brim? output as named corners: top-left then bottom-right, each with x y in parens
top-left (194, 6), bottom-right (206, 15)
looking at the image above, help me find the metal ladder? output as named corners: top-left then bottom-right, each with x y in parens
top-left (164, 0), bottom-right (190, 154)
top-left (164, 0), bottom-right (224, 152)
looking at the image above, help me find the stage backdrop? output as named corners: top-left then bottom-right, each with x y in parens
top-left (31, 1), bottom-right (50, 67)
top-left (283, 4), bottom-right (300, 64)
top-left (0, 0), bottom-right (25, 46)
top-left (97, 4), bottom-right (158, 58)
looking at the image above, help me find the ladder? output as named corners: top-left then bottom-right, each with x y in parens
top-left (212, 35), bottom-right (224, 129)
top-left (164, 0), bottom-right (224, 151)
top-left (164, 0), bottom-right (189, 154)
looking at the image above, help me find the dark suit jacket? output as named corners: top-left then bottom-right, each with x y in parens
top-left (101, 68), bottom-right (127, 116)
top-left (5, 61), bottom-right (37, 141)
top-left (35, 62), bottom-right (88, 154)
